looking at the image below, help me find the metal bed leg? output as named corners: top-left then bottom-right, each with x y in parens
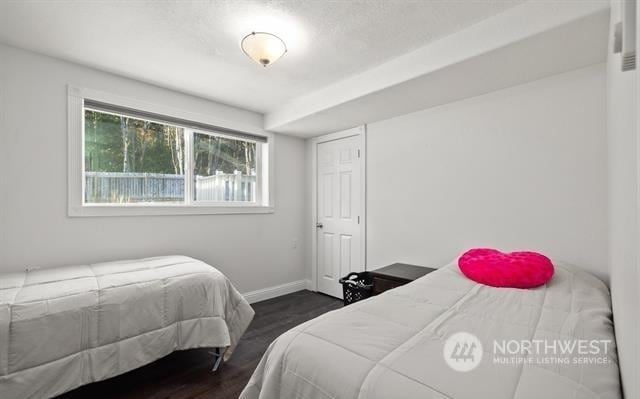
top-left (210, 347), bottom-right (223, 372)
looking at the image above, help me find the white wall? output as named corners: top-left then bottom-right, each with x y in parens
top-left (0, 44), bottom-right (307, 294)
top-left (366, 64), bottom-right (609, 281)
top-left (606, 2), bottom-right (639, 398)
top-left (0, 47), bottom-right (6, 271)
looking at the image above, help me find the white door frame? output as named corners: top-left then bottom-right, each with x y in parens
top-left (310, 125), bottom-right (367, 292)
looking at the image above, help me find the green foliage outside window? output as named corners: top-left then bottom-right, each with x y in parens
top-left (84, 110), bottom-right (184, 175)
top-left (84, 110), bottom-right (256, 176)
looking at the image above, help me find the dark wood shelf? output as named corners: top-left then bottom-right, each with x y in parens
top-left (370, 263), bottom-right (436, 295)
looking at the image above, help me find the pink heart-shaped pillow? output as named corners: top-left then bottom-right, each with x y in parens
top-left (458, 248), bottom-right (554, 288)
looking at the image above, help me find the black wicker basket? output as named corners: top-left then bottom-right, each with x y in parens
top-left (339, 272), bottom-right (373, 306)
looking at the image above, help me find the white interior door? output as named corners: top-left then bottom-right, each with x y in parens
top-left (316, 134), bottom-right (363, 298)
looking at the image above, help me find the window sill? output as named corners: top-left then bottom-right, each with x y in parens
top-left (68, 204), bottom-right (275, 217)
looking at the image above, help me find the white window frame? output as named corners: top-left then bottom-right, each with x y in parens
top-left (68, 85), bottom-right (274, 217)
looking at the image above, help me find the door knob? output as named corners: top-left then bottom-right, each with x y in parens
top-left (316, 222), bottom-right (323, 228)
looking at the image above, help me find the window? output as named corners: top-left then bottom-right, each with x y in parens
top-left (192, 132), bottom-right (257, 202)
top-left (83, 109), bottom-right (259, 205)
top-left (84, 109), bottom-right (187, 204)
top-left (68, 86), bottom-right (272, 216)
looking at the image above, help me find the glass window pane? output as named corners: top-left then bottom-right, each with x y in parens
top-left (84, 109), bottom-right (185, 204)
top-left (192, 132), bottom-right (257, 202)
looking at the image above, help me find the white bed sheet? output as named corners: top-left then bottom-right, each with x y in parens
top-left (241, 261), bottom-right (620, 399)
top-left (0, 255), bottom-right (254, 399)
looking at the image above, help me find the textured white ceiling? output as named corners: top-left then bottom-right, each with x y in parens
top-left (0, 0), bottom-right (525, 113)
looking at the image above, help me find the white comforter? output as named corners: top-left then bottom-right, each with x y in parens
top-left (241, 261), bottom-right (620, 399)
top-left (0, 255), bottom-right (254, 399)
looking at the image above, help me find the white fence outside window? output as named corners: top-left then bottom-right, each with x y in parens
top-left (85, 171), bottom-right (256, 203)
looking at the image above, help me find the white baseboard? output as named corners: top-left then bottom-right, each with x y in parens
top-left (243, 280), bottom-right (309, 304)
top-left (305, 279), bottom-right (314, 291)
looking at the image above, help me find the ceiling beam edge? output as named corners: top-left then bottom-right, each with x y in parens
top-left (264, 0), bottom-right (610, 133)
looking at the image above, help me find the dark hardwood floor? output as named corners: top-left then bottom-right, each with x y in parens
top-left (59, 290), bottom-right (342, 399)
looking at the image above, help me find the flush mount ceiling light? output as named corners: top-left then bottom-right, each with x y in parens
top-left (241, 31), bottom-right (287, 67)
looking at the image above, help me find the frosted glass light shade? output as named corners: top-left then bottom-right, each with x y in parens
top-left (241, 32), bottom-right (287, 67)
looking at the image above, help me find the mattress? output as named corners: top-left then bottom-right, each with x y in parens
top-left (0, 255), bottom-right (254, 399)
top-left (241, 261), bottom-right (620, 399)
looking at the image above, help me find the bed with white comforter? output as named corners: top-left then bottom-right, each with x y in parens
top-left (0, 255), bottom-right (254, 399)
top-left (241, 261), bottom-right (620, 399)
